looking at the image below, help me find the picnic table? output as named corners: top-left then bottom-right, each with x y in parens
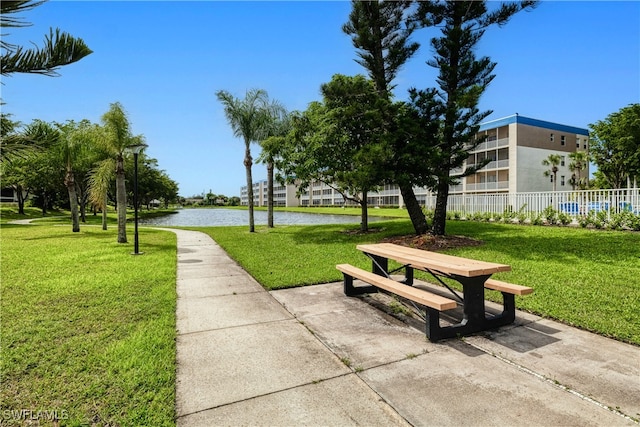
top-left (337, 243), bottom-right (532, 341)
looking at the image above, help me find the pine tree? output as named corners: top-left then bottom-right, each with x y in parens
top-left (415, 1), bottom-right (537, 235)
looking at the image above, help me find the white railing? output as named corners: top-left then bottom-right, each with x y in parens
top-left (465, 181), bottom-right (509, 191)
top-left (423, 188), bottom-right (640, 218)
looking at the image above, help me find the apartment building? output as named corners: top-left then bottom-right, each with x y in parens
top-left (240, 114), bottom-right (589, 207)
top-left (240, 179), bottom-right (298, 207)
top-left (455, 114), bottom-right (589, 195)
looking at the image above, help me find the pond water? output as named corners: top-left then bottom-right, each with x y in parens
top-left (140, 208), bottom-right (379, 227)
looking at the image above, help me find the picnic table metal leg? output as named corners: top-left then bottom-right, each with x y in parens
top-left (367, 253), bottom-right (414, 285)
top-left (369, 254), bottom-right (388, 277)
top-left (423, 274), bottom-right (519, 341)
top-left (342, 273), bottom-right (378, 297)
top-left (500, 292), bottom-right (516, 323)
top-left (425, 307), bottom-right (443, 341)
top-left (402, 267), bottom-right (414, 286)
top-left (457, 276), bottom-right (490, 324)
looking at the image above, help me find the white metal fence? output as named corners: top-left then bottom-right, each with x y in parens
top-left (423, 188), bottom-right (640, 218)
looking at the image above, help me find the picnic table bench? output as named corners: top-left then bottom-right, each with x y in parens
top-left (336, 243), bottom-right (533, 341)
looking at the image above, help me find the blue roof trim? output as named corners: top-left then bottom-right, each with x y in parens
top-left (479, 114), bottom-right (589, 136)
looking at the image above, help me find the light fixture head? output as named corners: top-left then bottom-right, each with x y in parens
top-left (126, 142), bottom-right (149, 155)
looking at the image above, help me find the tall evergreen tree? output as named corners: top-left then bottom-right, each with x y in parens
top-left (1, 1), bottom-right (92, 77)
top-left (343, 0), bottom-right (431, 235)
top-left (415, 0), bottom-right (537, 235)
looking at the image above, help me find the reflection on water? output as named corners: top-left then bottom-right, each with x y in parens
top-left (140, 208), bottom-right (377, 226)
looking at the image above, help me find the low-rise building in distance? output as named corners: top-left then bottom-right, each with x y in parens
top-left (241, 114), bottom-right (589, 208)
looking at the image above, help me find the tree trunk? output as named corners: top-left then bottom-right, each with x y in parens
top-left (244, 139), bottom-right (255, 233)
top-left (15, 185), bottom-right (26, 215)
top-left (102, 194), bottom-right (108, 230)
top-left (41, 191), bottom-right (48, 216)
top-left (360, 190), bottom-right (368, 232)
top-left (399, 182), bottom-right (428, 235)
top-left (65, 168), bottom-right (80, 232)
top-left (79, 184), bottom-right (87, 223)
top-left (267, 160), bottom-right (274, 228)
top-left (116, 154), bottom-right (127, 243)
top-left (432, 178), bottom-right (450, 236)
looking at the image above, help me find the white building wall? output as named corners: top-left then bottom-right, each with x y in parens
top-left (508, 122), bottom-right (519, 193)
top-left (241, 115), bottom-right (589, 207)
top-left (516, 147), bottom-right (572, 193)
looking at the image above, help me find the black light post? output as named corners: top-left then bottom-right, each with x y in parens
top-left (127, 142), bottom-right (148, 255)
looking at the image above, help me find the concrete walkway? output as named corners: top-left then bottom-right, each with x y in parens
top-left (171, 229), bottom-right (639, 426)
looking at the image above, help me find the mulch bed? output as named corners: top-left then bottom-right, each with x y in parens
top-left (380, 233), bottom-right (483, 251)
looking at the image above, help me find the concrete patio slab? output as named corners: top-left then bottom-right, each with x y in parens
top-left (167, 228), bottom-right (640, 427)
top-left (178, 374), bottom-right (410, 427)
top-left (176, 319), bottom-right (352, 416)
top-left (359, 345), bottom-right (636, 426)
top-left (465, 319), bottom-right (640, 419)
top-left (272, 283), bottom-right (436, 370)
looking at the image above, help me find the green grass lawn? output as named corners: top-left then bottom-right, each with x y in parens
top-left (1, 207), bottom-right (638, 426)
top-left (199, 220), bottom-right (640, 345)
top-left (1, 223), bottom-right (177, 426)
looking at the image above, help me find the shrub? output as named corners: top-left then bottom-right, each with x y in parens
top-left (530, 213), bottom-right (543, 226)
top-left (557, 212), bottom-right (572, 226)
top-left (542, 206), bottom-right (557, 225)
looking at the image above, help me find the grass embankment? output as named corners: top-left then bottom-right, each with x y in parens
top-left (199, 220), bottom-right (640, 345)
top-left (1, 223), bottom-right (177, 426)
top-left (0, 205), bottom-right (177, 225)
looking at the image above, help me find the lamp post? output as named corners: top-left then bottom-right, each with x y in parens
top-left (126, 142), bottom-right (148, 255)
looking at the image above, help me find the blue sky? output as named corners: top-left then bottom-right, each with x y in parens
top-left (2, 1), bottom-right (638, 198)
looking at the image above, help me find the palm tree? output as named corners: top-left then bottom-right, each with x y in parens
top-left (542, 154), bottom-right (562, 191)
top-left (259, 108), bottom-right (289, 228)
top-left (568, 151), bottom-right (589, 190)
top-left (0, 113), bottom-right (57, 164)
top-left (56, 121), bottom-right (89, 233)
top-left (88, 157), bottom-right (113, 231)
top-left (1, 1), bottom-right (92, 77)
top-left (99, 102), bottom-right (145, 243)
top-left (216, 88), bottom-right (275, 232)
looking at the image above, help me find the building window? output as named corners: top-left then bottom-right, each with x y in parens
top-left (550, 133), bottom-right (554, 142)
top-left (561, 156), bottom-right (565, 166)
top-left (561, 135), bottom-right (566, 146)
top-left (576, 140), bottom-right (580, 148)
top-left (561, 176), bottom-right (565, 186)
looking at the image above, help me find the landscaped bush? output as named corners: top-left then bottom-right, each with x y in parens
top-left (557, 211), bottom-right (572, 225)
top-left (542, 206), bottom-right (558, 225)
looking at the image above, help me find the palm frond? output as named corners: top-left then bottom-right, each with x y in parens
top-left (1, 1), bottom-right (47, 29)
top-left (1, 27), bottom-right (92, 77)
top-left (101, 102), bottom-right (133, 153)
top-left (0, 118), bottom-right (58, 164)
top-left (216, 88), bottom-right (272, 143)
top-left (88, 158), bottom-right (115, 209)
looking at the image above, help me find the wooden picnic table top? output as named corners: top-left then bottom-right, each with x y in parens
top-left (356, 243), bottom-right (511, 278)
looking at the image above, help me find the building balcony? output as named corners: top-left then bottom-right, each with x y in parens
top-left (464, 159), bottom-right (509, 171)
top-left (474, 137), bottom-right (509, 151)
top-left (466, 181), bottom-right (509, 191)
